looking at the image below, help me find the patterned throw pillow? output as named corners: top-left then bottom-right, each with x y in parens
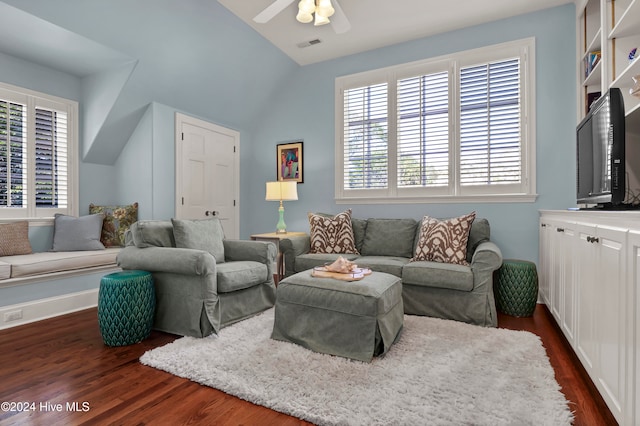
top-left (89, 202), bottom-right (139, 247)
top-left (0, 221), bottom-right (33, 256)
top-left (308, 209), bottom-right (359, 254)
top-left (412, 212), bottom-right (476, 265)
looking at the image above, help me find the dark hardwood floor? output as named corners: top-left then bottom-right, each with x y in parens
top-left (0, 304), bottom-right (616, 425)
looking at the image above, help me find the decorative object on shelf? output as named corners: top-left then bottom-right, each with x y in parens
top-left (265, 180), bottom-right (298, 234)
top-left (277, 141), bottom-right (303, 183)
top-left (584, 50), bottom-right (601, 78)
top-left (631, 75), bottom-right (640, 98)
top-left (629, 47), bottom-right (637, 63)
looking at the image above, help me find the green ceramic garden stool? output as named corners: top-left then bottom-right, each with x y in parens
top-left (98, 270), bottom-right (155, 346)
top-left (494, 259), bottom-right (538, 317)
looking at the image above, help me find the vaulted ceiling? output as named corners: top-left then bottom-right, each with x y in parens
top-left (218, 0), bottom-right (574, 65)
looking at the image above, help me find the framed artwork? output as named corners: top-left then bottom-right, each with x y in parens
top-left (277, 141), bottom-right (303, 183)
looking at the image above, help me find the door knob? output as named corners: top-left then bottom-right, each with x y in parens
top-left (205, 210), bottom-right (219, 216)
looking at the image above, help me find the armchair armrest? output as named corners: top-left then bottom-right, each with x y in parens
top-left (117, 246), bottom-right (216, 276)
top-left (223, 240), bottom-right (277, 264)
top-left (279, 235), bottom-right (311, 277)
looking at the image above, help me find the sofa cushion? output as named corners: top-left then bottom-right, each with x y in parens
top-left (360, 218), bottom-right (418, 258)
top-left (308, 209), bottom-right (358, 254)
top-left (216, 261), bottom-right (267, 293)
top-left (402, 260), bottom-right (474, 291)
top-left (52, 214), bottom-right (106, 252)
top-left (0, 221), bottom-right (32, 256)
top-left (130, 220), bottom-right (175, 248)
top-left (467, 218), bottom-right (490, 263)
top-left (172, 218), bottom-right (225, 263)
top-left (89, 202), bottom-right (139, 247)
top-left (2, 248), bottom-right (120, 278)
top-left (294, 253), bottom-right (360, 273)
top-left (413, 212), bottom-right (476, 265)
top-left (354, 256), bottom-right (410, 278)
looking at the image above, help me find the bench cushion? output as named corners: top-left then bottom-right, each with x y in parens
top-left (1, 248), bottom-right (120, 278)
top-left (0, 260), bottom-right (10, 280)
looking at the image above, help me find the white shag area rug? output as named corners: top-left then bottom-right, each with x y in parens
top-left (140, 309), bottom-right (574, 426)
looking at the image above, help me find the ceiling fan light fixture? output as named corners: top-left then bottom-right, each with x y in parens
top-left (314, 13), bottom-right (330, 26)
top-left (298, 0), bottom-right (316, 15)
top-left (296, 10), bottom-right (313, 23)
top-left (316, 0), bottom-right (335, 18)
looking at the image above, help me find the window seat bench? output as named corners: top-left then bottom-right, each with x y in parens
top-left (0, 248), bottom-right (121, 287)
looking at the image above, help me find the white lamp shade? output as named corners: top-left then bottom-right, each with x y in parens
top-left (265, 181), bottom-right (298, 201)
top-left (297, 0), bottom-right (316, 14)
top-left (314, 13), bottom-right (330, 26)
top-left (296, 10), bottom-right (313, 23)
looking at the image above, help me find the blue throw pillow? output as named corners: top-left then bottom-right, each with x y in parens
top-left (52, 214), bottom-right (106, 251)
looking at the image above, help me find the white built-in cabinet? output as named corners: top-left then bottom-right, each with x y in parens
top-left (539, 210), bottom-right (639, 425)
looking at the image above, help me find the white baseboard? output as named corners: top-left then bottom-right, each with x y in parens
top-left (0, 289), bottom-right (99, 330)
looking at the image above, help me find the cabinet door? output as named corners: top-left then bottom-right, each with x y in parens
top-left (629, 231), bottom-right (640, 426)
top-left (596, 225), bottom-right (627, 423)
top-left (538, 220), bottom-right (553, 305)
top-left (559, 225), bottom-right (576, 344)
top-left (575, 223), bottom-right (599, 371)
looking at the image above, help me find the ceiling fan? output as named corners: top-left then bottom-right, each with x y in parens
top-left (253, 0), bottom-right (351, 34)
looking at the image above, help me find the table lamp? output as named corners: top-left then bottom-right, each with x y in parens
top-left (265, 181), bottom-right (298, 234)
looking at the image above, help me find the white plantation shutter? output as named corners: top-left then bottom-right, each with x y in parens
top-left (0, 82), bottom-right (76, 219)
top-left (336, 38), bottom-right (534, 203)
top-left (460, 59), bottom-right (521, 186)
top-left (397, 71), bottom-right (449, 187)
top-left (0, 99), bottom-right (27, 208)
top-left (343, 83), bottom-right (388, 190)
top-left (34, 107), bottom-right (67, 208)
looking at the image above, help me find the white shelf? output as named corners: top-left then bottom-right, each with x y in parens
top-left (609, 0), bottom-right (640, 39)
top-left (612, 56), bottom-right (640, 89)
top-left (583, 60), bottom-right (602, 87)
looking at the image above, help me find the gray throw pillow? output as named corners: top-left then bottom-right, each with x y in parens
top-left (171, 218), bottom-right (225, 263)
top-left (360, 218), bottom-right (418, 258)
top-left (52, 213), bottom-right (106, 251)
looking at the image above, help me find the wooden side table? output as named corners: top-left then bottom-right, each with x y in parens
top-left (250, 232), bottom-right (307, 284)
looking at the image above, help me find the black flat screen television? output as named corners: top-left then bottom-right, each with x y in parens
top-left (576, 88), bottom-right (626, 208)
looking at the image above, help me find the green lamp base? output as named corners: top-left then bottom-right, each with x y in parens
top-left (275, 203), bottom-right (287, 234)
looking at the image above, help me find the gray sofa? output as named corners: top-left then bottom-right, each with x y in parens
top-left (280, 216), bottom-right (502, 327)
top-left (116, 219), bottom-right (276, 338)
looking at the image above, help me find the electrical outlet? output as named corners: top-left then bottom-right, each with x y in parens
top-left (4, 310), bottom-right (23, 322)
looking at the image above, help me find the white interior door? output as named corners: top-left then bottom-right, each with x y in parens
top-left (175, 113), bottom-right (239, 239)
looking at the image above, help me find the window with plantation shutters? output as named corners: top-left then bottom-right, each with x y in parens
top-left (336, 38), bottom-right (536, 203)
top-left (459, 59), bottom-right (521, 187)
top-left (0, 82), bottom-right (76, 219)
top-left (343, 83), bottom-right (388, 190)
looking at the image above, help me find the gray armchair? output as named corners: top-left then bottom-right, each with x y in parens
top-left (116, 219), bottom-right (276, 338)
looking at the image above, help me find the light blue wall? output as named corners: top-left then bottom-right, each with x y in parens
top-left (243, 4), bottom-right (577, 265)
top-left (0, 2), bottom-right (576, 306)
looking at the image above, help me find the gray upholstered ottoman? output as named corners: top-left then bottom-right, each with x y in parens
top-left (271, 270), bottom-right (404, 362)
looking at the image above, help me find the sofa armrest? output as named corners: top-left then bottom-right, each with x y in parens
top-left (279, 235), bottom-right (311, 277)
top-left (116, 246), bottom-right (216, 276)
top-left (223, 240), bottom-right (277, 264)
top-left (470, 241), bottom-right (503, 289)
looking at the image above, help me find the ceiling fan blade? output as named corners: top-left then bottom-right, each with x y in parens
top-left (330, 0), bottom-right (351, 34)
top-left (253, 0), bottom-right (296, 23)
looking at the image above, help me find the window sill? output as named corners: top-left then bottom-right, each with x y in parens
top-left (335, 194), bottom-right (538, 204)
